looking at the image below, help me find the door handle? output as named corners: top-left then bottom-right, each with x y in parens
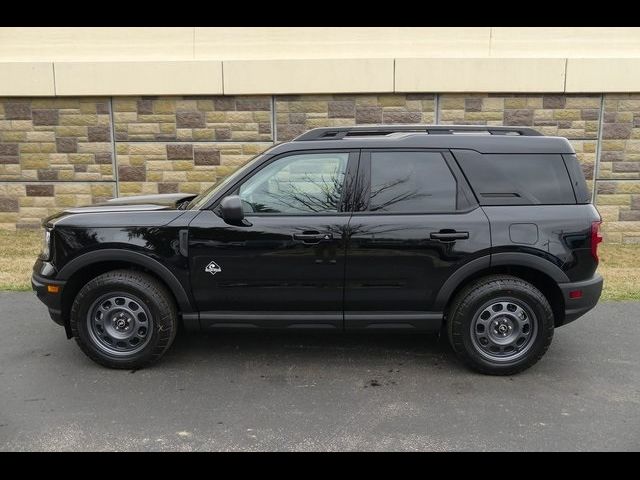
top-left (293, 231), bottom-right (333, 244)
top-left (430, 231), bottom-right (469, 242)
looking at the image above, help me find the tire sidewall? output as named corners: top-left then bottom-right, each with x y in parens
top-left (453, 281), bottom-right (554, 373)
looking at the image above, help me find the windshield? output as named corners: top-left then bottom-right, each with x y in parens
top-left (188, 150), bottom-right (273, 210)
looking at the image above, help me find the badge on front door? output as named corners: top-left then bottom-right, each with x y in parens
top-left (205, 261), bottom-right (222, 276)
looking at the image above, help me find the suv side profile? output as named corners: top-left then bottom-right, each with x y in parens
top-left (32, 125), bottom-right (603, 375)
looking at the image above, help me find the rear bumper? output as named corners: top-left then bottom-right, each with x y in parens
top-left (557, 274), bottom-right (603, 327)
top-left (31, 271), bottom-right (66, 327)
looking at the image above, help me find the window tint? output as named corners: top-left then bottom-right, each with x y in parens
top-left (369, 151), bottom-right (457, 213)
top-left (239, 152), bottom-right (348, 214)
top-left (563, 154), bottom-right (590, 204)
top-left (454, 152), bottom-right (576, 205)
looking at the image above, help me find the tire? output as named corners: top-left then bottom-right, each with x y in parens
top-left (70, 269), bottom-right (177, 369)
top-left (447, 275), bottom-right (554, 376)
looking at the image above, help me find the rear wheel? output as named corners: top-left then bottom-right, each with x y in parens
top-left (70, 270), bottom-right (177, 369)
top-left (447, 275), bottom-right (554, 375)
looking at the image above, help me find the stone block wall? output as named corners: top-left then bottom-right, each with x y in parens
top-left (0, 98), bottom-right (114, 183)
top-left (116, 142), bottom-right (272, 196)
top-left (1, 93), bottom-right (639, 242)
top-left (112, 96), bottom-right (272, 142)
top-left (275, 94), bottom-right (436, 141)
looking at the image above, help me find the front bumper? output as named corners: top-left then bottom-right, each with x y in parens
top-left (557, 274), bottom-right (603, 327)
top-left (31, 270), bottom-right (66, 328)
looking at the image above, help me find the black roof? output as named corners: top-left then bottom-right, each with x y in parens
top-left (268, 125), bottom-right (575, 155)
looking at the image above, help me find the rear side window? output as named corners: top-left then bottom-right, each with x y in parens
top-left (368, 151), bottom-right (457, 213)
top-left (452, 151), bottom-right (576, 205)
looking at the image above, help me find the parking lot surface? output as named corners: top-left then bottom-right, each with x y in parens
top-left (1, 292), bottom-right (638, 451)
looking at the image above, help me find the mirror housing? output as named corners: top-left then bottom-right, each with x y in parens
top-left (220, 195), bottom-right (249, 226)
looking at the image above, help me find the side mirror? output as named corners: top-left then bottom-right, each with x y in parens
top-left (220, 195), bottom-right (249, 226)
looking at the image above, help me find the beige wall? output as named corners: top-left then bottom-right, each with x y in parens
top-left (3, 27), bottom-right (640, 61)
top-left (1, 27), bottom-right (640, 95)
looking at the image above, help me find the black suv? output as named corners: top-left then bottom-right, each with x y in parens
top-left (32, 125), bottom-right (603, 375)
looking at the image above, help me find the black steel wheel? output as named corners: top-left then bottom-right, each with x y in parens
top-left (86, 292), bottom-right (154, 356)
top-left (447, 275), bottom-right (554, 375)
top-left (70, 270), bottom-right (177, 369)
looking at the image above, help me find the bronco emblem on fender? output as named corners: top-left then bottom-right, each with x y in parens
top-left (205, 261), bottom-right (222, 276)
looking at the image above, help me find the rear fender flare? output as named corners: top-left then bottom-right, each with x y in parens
top-left (434, 252), bottom-right (569, 311)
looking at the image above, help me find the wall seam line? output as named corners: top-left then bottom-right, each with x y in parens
top-left (488, 27), bottom-right (493, 57)
top-left (592, 93), bottom-right (605, 204)
top-left (563, 58), bottom-right (568, 93)
top-left (393, 58), bottom-right (396, 93)
top-left (52, 62), bottom-right (57, 96)
top-left (434, 93), bottom-right (440, 124)
top-left (221, 61), bottom-right (225, 95)
top-left (109, 97), bottom-right (119, 197)
top-left (271, 96), bottom-right (278, 144)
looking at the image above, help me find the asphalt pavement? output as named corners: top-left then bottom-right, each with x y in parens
top-left (1, 292), bottom-right (638, 451)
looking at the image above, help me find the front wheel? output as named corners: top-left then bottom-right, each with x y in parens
top-left (447, 275), bottom-right (554, 375)
top-left (70, 270), bottom-right (177, 369)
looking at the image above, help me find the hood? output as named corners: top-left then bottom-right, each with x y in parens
top-left (43, 193), bottom-right (199, 227)
top-left (62, 193), bottom-right (198, 214)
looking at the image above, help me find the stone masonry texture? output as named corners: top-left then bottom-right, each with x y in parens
top-left (0, 93), bottom-right (638, 242)
top-left (438, 94), bottom-right (601, 139)
top-left (116, 142), bottom-right (272, 196)
top-left (112, 96), bottom-right (272, 143)
top-left (0, 98), bottom-right (114, 183)
top-left (595, 94), bottom-right (640, 242)
top-left (275, 94), bottom-right (436, 142)
top-left (0, 182), bottom-right (115, 230)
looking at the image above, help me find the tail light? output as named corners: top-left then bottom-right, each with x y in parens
top-left (591, 221), bottom-right (603, 262)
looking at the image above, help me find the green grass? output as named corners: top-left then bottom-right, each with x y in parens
top-left (1, 229), bottom-right (639, 300)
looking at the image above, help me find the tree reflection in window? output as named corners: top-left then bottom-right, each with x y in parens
top-left (239, 153), bottom-right (348, 214)
top-left (369, 175), bottom-right (429, 212)
top-left (238, 150), bottom-right (457, 216)
top-left (369, 152), bottom-right (457, 213)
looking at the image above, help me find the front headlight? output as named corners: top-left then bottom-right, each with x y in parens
top-left (40, 228), bottom-right (51, 261)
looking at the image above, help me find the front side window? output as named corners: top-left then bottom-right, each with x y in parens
top-left (239, 152), bottom-right (349, 214)
top-left (368, 151), bottom-right (457, 213)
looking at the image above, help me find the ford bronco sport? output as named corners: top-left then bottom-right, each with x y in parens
top-left (32, 125), bottom-right (603, 375)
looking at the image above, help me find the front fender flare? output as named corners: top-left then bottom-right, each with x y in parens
top-left (57, 249), bottom-right (194, 313)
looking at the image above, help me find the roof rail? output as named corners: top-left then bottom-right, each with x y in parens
top-left (292, 125), bottom-right (543, 141)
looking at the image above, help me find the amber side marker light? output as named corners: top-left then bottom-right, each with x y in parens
top-left (47, 285), bottom-right (60, 294)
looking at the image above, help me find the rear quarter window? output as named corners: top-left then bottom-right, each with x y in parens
top-left (562, 154), bottom-right (592, 204)
top-left (452, 150), bottom-right (577, 205)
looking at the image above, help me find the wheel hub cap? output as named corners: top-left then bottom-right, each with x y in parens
top-left (113, 312), bottom-right (132, 331)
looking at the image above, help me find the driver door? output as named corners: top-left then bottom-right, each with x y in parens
top-left (188, 150), bottom-right (359, 329)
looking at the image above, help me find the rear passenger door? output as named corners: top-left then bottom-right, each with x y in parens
top-left (344, 149), bottom-right (491, 329)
